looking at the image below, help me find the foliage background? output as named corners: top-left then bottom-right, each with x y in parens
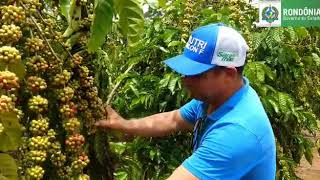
top-left (94, 0), bottom-right (320, 179)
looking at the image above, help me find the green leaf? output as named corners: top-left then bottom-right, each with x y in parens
top-left (62, 1), bottom-right (81, 37)
top-left (0, 174), bottom-right (9, 180)
top-left (0, 112), bottom-right (22, 152)
top-left (59, 0), bottom-right (70, 21)
top-left (268, 99), bottom-right (279, 114)
top-left (110, 142), bottom-right (127, 155)
top-left (168, 41), bottom-right (182, 47)
top-left (311, 53), bottom-right (320, 66)
top-left (88, 0), bottom-right (113, 52)
top-left (0, 62), bottom-right (25, 79)
top-left (158, 0), bottom-right (166, 8)
top-left (114, 171), bottom-right (128, 180)
top-left (304, 141), bottom-right (313, 165)
top-left (295, 27), bottom-right (310, 40)
top-left (114, 0), bottom-right (144, 46)
top-left (168, 76), bottom-right (179, 94)
top-left (0, 154), bottom-right (18, 180)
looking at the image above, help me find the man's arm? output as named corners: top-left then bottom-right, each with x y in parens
top-left (95, 106), bottom-right (194, 137)
top-left (167, 165), bottom-right (199, 180)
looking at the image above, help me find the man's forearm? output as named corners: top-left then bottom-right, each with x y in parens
top-left (119, 110), bottom-right (190, 137)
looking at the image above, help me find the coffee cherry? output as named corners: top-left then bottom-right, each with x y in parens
top-left (26, 55), bottom-right (49, 73)
top-left (27, 76), bottom-right (47, 93)
top-left (0, 46), bottom-right (21, 64)
top-left (0, 24), bottom-right (22, 45)
top-left (29, 118), bottom-right (49, 136)
top-left (65, 134), bottom-right (85, 152)
top-left (63, 118), bottom-right (81, 134)
top-left (0, 70), bottom-right (19, 91)
top-left (57, 87), bottom-right (74, 102)
top-left (26, 165), bottom-right (44, 180)
top-left (0, 5), bottom-right (26, 25)
top-left (28, 95), bottom-right (48, 113)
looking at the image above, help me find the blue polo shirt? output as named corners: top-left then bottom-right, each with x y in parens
top-left (179, 78), bottom-right (276, 180)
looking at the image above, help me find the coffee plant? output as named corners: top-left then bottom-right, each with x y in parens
top-left (0, 0), bottom-right (115, 179)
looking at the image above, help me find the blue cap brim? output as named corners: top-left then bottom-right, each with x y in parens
top-left (164, 55), bottom-right (216, 76)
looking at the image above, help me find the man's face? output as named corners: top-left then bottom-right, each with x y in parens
top-left (182, 67), bottom-right (230, 102)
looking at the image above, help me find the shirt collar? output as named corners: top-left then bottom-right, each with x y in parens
top-left (201, 77), bottom-right (250, 121)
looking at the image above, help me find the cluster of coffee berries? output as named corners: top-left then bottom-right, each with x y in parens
top-left (63, 118), bottom-right (81, 133)
top-left (21, 0), bottom-right (42, 13)
top-left (28, 95), bottom-right (48, 113)
top-left (50, 151), bottom-right (66, 167)
top-left (81, 76), bottom-right (94, 88)
top-left (72, 53), bottom-right (83, 66)
top-left (77, 99), bottom-right (88, 112)
top-left (60, 102), bottom-right (77, 118)
top-left (29, 118), bottom-right (49, 135)
top-left (57, 86), bottom-right (74, 102)
top-left (28, 136), bottom-right (50, 150)
top-left (27, 76), bottom-right (47, 93)
top-left (65, 134), bottom-right (85, 152)
top-left (0, 5), bottom-right (26, 24)
top-left (0, 46), bottom-right (21, 64)
top-left (26, 150), bottom-right (47, 163)
top-left (78, 66), bottom-right (89, 78)
top-left (26, 56), bottom-right (49, 73)
top-left (181, 0), bottom-right (195, 41)
top-left (0, 24), bottom-right (22, 44)
top-left (25, 37), bottom-right (45, 53)
top-left (0, 95), bottom-right (14, 112)
top-left (47, 129), bottom-right (56, 140)
top-left (26, 165), bottom-right (45, 180)
top-left (85, 87), bottom-right (98, 99)
top-left (70, 154), bottom-right (89, 173)
top-left (0, 70), bottom-right (19, 91)
top-left (53, 70), bottom-right (71, 86)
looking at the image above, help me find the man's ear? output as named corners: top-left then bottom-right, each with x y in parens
top-left (224, 66), bottom-right (238, 78)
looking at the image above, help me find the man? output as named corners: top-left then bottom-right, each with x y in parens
top-left (95, 23), bottom-right (276, 179)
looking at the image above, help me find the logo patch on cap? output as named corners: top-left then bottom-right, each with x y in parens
top-left (185, 36), bottom-right (208, 54)
top-left (217, 51), bottom-right (237, 62)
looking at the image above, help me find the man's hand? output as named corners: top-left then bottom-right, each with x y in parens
top-left (95, 107), bottom-right (193, 137)
top-left (95, 106), bottom-right (127, 130)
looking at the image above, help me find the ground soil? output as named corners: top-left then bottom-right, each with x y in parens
top-left (296, 148), bottom-right (320, 179)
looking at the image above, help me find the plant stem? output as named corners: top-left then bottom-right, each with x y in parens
top-left (106, 64), bottom-right (134, 105)
top-left (36, 11), bottom-right (73, 58)
top-left (20, 3), bottom-right (61, 62)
